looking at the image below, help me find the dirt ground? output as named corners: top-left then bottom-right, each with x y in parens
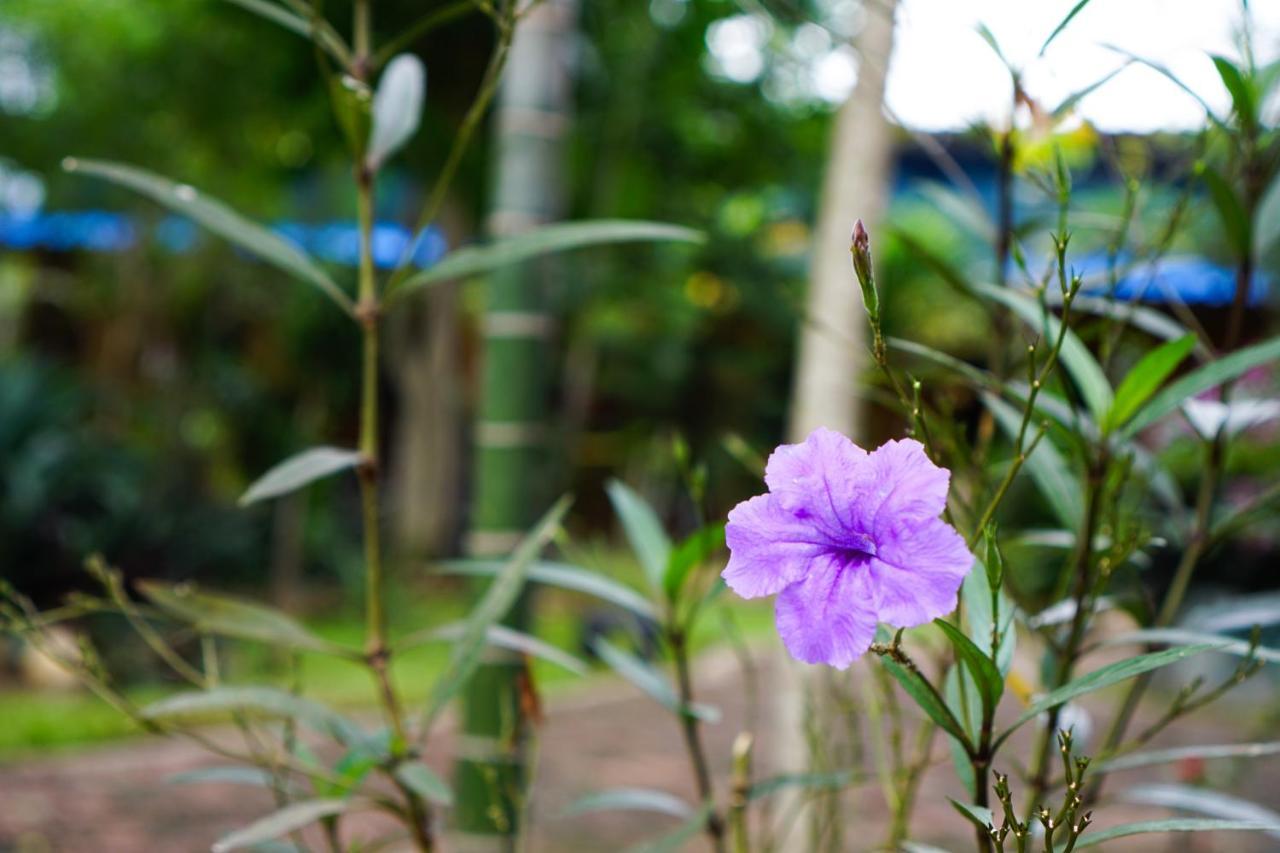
top-left (0, 646), bottom-right (1276, 852)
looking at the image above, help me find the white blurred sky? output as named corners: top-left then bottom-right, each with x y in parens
top-left (887, 0), bottom-right (1280, 131)
top-left (700, 0), bottom-right (1280, 130)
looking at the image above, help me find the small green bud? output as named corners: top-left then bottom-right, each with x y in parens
top-left (850, 219), bottom-right (879, 324)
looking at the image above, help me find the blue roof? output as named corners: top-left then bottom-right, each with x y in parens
top-left (0, 211), bottom-right (448, 270)
top-left (1075, 253), bottom-right (1269, 306)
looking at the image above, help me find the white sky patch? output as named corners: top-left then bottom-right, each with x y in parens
top-left (887, 0), bottom-right (1280, 132)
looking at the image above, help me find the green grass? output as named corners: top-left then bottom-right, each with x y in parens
top-left (0, 548), bottom-right (775, 760)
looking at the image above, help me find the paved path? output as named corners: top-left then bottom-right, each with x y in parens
top-left (0, 648), bottom-right (1274, 852)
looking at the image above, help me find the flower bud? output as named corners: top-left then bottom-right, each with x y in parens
top-left (850, 219), bottom-right (879, 324)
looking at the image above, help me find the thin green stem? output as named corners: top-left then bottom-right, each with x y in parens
top-left (671, 628), bottom-right (727, 853)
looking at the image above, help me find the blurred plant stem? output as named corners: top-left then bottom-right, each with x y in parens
top-left (672, 627), bottom-right (728, 852)
top-left (349, 2), bottom-right (432, 847)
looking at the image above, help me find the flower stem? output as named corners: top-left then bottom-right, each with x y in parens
top-left (671, 628), bottom-right (727, 853)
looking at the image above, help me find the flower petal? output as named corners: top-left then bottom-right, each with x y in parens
top-left (867, 516), bottom-right (973, 627)
top-left (764, 427), bottom-right (869, 541)
top-left (774, 555), bottom-right (877, 669)
top-left (864, 439), bottom-right (951, 529)
top-left (723, 494), bottom-right (825, 598)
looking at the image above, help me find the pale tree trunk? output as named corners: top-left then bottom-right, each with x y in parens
top-left (453, 0), bottom-right (578, 849)
top-left (779, 1), bottom-right (900, 849)
top-left (385, 205), bottom-right (467, 559)
top-left (787, 0), bottom-right (898, 443)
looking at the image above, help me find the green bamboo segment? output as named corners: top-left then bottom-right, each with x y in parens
top-left (456, 0), bottom-right (578, 844)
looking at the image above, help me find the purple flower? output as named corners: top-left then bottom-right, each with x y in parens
top-left (723, 428), bottom-right (973, 669)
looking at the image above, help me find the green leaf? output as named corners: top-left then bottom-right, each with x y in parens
top-left (1051, 63), bottom-right (1130, 120)
top-left (994, 643), bottom-right (1221, 747)
top-left (388, 220), bottom-right (704, 300)
top-left (143, 687), bottom-right (369, 749)
top-left (1120, 784), bottom-right (1280, 837)
top-left (564, 787), bottom-right (692, 819)
top-left (976, 283), bottom-right (1113, 422)
top-left (167, 766), bottom-right (280, 789)
top-left (1200, 164), bottom-right (1251, 260)
top-left (1255, 169), bottom-right (1280, 254)
top-left (421, 496), bottom-right (571, 727)
top-left (1039, 0), bottom-right (1094, 56)
top-left (1100, 628), bottom-right (1280, 664)
top-left (880, 654), bottom-right (972, 751)
top-left (949, 798), bottom-right (995, 832)
top-left (745, 770), bottom-right (855, 801)
top-left (367, 54), bottom-right (425, 169)
top-left (1075, 819), bottom-right (1280, 849)
top-left (663, 523), bottom-right (725, 603)
top-left (211, 799), bottom-right (350, 852)
top-left (394, 762), bottom-right (453, 806)
top-left (434, 559), bottom-right (656, 620)
top-left (1063, 295), bottom-right (1203, 351)
top-left (138, 581), bottom-right (355, 657)
top-left (1120, 335), bottom-right (1280, 438)
top-left (624, 802), bottom-right (714, 853)
top-left (323, 749), bottom-right (378, 798)
top-left (985, 394), bottom-right (1083, 530)
top-left (605, 484), bottom-right (676, 595)
top-left (934, 619), bottom-right (1003, 719)
top-left (1094, 741), bottom-right (1280, 774)
top-left (606, 480), bottom-right (673, 591)
top-left (1210, 55), bottom-right (1257, 131)
top-left (64, 158), bottom-right (353, 316)
top-left (1103, 334), bottom-right (1197, 433)
top-left (239, 447), bottom-right (363, 506)
top-left (396, 621), bottom-right (588, 675)
top-left (975, 24), bottom-right (1012, 75)
top-left (592, 637), bottom-right (720, 723)
top-left (217, 0), bottom-right (350, 65)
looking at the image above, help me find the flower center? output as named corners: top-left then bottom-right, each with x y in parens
top-left (836, 531), bottom-right (877, 561)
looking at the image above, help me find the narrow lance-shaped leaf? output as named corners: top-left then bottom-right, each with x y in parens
top-left (434, 559), bottom-right (657, 620)
top-left (949, 799), bottom-right (996, 832)
top-left (143, 686), bottom-right (370, 749)
top-left (367, 54), bottom-right (426, 169)
top-left (1075, 818), bottom-right (1280, 849)
top-left (1120, 335), bottom-right (1280, 438)
top-left (1103, 334), bottom-right (1197, 433)
top-left (167, 766), bottom-right (281, 789)
top-left (395, 621), bottom-right (589, 676)
top-left (1039, 0), bottom-right (1094, 56)
top-left (563, 787), bottom-right (693, 819)
top-left (138, 581), bottom-right (356, 657)
top-left (1094, 741), bottom-right (1280, 774)
top-left (394, 762), bottom-right (453, 806)
top-left (1200, 163), bottom-right (1251, 260)
top-left (879, 653), bottom-right (973, 752)
top-left (1211, 54), bottom-right (1257, 132)
top-left (212, 799), bottom-right (351, 852)
top-left (934, 618), bottom-right (1003, 718)
top-left (606, 480), bottom-right (672, 591)
top-left (1101, 628), bottom-right (1280, 664)
top-left (240, 447), bottom-right (364, 506)
top-left (663, 522), bottom-right (725, 603)
top-left (625, 802), bottom-right (715, 853)
top-left (64, 158), bottom-right (354, 315)
top-left (746, 770), bottom-right (856, 801)
top-left (217, 0), bottom-right (351, 66)
top-left (985, 394), bottom-right (1084, 530)
top-left (421, 496), bottom-right (572, 728)
top-left (994, 643), bottom-right (1221, 748)
top-left (1120, 784), bottom-right (1280, 840)
top-left (976, 283), bottom-right (1114, 422)
top-left (387, 220), bottom-right (705, 300)
top-left (592, 637), bottom-right (720, 723)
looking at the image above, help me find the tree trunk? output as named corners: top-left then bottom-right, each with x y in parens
top-left (786, 0), bottom-right (898, 443)
top-left (454, 0), bottom-right (578, 848)
top-left (780, 2), bottom-right (899, 849)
